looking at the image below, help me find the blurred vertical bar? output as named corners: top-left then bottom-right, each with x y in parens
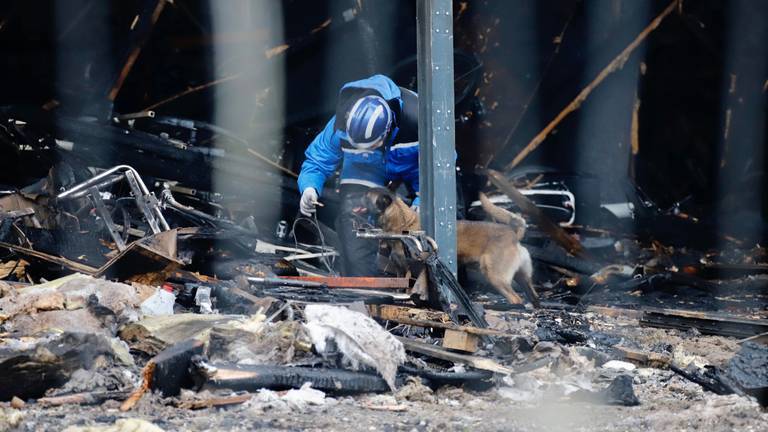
top-left (209, 0), bottom-right (285, 225)
top-left (717, 0), bottom-right (767, 247)
top-left (417, 0), bottom-right (457, 274)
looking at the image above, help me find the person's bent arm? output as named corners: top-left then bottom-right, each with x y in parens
top-left (297, 116), bottom-right (343, 196)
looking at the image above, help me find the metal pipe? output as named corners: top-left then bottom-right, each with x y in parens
top-left (66, 175), bottom-right (125, 200)
top-left (57, 165), bottom-right (170, 233)
top-left (57, 165), bottom-right (152, 200)
top-left (282, 251), bottom-right (339, 262)
top-left (114, 110), bottom-right (156, 122)
top-left (246, 276), bottom-right (326, 289)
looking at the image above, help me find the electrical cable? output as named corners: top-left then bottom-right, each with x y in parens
top-left (290, 212), bottom-right (338, 276)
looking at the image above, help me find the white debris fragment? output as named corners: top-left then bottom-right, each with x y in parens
top-left (194, 286), bottom-right (214, 314)
top-left (304, 304), bottom-right (406, 391)
top-left (0, 407), bottom-right (24, 432)
top-left (62, 418), bottom-right (165, 432)
top-left (252, 383), bottom-right (327, 413)
top-left (602, 360), bottom-right (637, 371)
top-left (139, 289), bottom-right (175, 316)
top-left (283, 383), bottom-right (327, 410)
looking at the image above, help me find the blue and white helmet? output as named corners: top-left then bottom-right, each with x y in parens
top-left (345, 95), bottom-right (393, 150)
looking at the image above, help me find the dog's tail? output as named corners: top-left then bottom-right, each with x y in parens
top-left (479, 192), bottom-right (527, 238)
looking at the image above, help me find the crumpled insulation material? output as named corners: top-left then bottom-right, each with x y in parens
top-left (304, 304), bottom-right (405, 391)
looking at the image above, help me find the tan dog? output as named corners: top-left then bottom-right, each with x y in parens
top-left (358, 189), bottom-right (539, 306)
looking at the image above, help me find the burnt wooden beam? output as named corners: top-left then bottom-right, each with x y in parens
top-left (108, 0), bottom-right (167, 102)
top-left (396, 336), bottom-right (514, 375)
top-left (369, 304), bottom-right (514, 338)
top-left (0, 241), bottom-right (99, 274)
top-left (640, 309), bottom-right (768, 339)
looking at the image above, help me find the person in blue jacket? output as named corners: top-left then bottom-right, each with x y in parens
top-left (297, 74), bottom-right (419, 276)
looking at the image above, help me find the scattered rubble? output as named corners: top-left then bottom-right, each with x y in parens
top-left (0, 159), bottom-right (765, 431)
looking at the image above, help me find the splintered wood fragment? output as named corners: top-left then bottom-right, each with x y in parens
top-left (120, 361), bottom-right (155, 412)
top-left (143, 73), bottom-right (241, 111)
top-left (504, 0), bottom-right (680, 170)
top-left (396, 336), bottom-right (514, 375)
top-left (361, 402), bottom-right (409, 412)
top-left (738, 332), bottom-right (768, 345)
top-left (484, 169), bottom-right (587, 258)
top-left (37, 390), bottom-right (132, 406)
top-left (176, 393), bottom-right (253, 410)
top-left (613, 346), bottom-right (670, 368)
top-left (265, 44), bottom-right (290, 58)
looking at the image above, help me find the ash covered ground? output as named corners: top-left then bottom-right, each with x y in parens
top-left (5, 313), bottom-right (767, 432)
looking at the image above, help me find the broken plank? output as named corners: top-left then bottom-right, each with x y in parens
top-left (280, 276), bottom-right (409, 289)
top-left (37, 390), bottom-right (132, 406)
top-left (369, 304), bottom-right (515, 338)
top-left (0, 242), bottom-right (98, 274)
top-left (369, 304), bottom-right (453, 323)
top-left (176, 393), bottom-right (253, 410)
top-left (613, 346), bottom-right (671, 368)
top-left (640, 308), bottom-right (768, 339)
top-left (396, 336), bottom-right (514, 375)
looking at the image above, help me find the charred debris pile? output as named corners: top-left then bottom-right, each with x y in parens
top-left (0, 121), bottom-right (766, 418)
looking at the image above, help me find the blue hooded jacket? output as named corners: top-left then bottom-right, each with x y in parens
top-left (298, 74), bottom-right (420, 206)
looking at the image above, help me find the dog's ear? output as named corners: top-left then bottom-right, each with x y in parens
top-left (375, 193), bottom-right (393, 212)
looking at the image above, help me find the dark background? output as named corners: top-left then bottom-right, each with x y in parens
top-left (0, 0), bottom-right (765, 236)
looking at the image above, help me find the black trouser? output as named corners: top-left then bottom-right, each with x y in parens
top-left (335, 185), bottom-right (380, 277)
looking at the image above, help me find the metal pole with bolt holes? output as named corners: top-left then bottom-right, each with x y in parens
top-left (416, 0), bottom-right (457, 275)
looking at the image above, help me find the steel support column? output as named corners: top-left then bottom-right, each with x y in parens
top-left (417, 0), bottom-right (457, 274)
